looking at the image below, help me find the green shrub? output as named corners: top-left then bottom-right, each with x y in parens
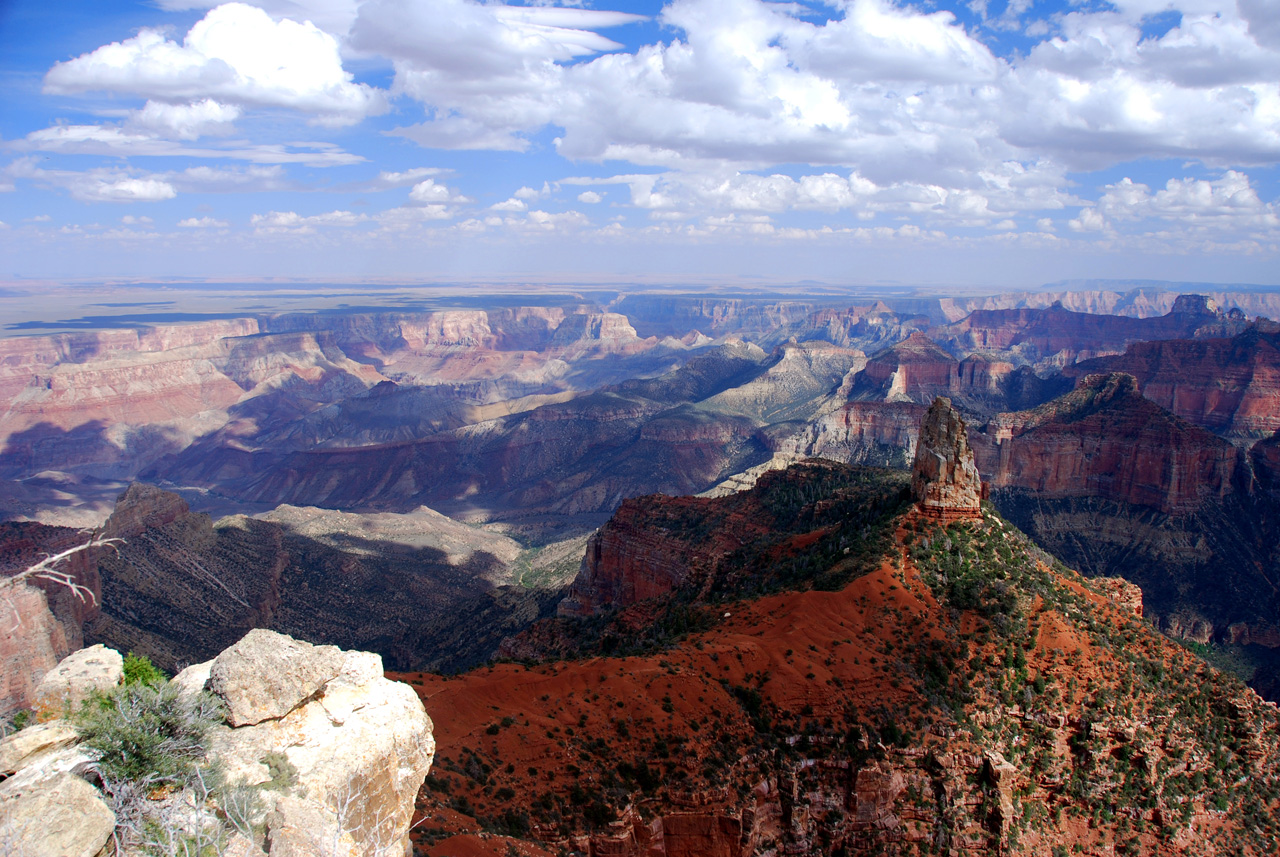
top-left (76, 681), bottom-right (223, 789)
top-left (121, 652), bottom-right (168, 687)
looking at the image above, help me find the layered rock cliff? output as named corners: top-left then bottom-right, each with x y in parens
top-left (976, 373), bottom-right (1244, 515)
top-left (70, 483), bottom-right (560, 675)
top-left (934, 294), bottom-right (1247, 370)
top-left (1067, 324), bottom-right (1280, 439)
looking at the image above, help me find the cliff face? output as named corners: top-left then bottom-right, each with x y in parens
top-left (548, 461), bottom-right (908, 625)
top-left (0, 522), bottom-right (99, 715)
top-left (0, 308), bottom-right (677, 525)
top-left (74, 483), bottom-right (559, 674)
top-left (933, 294), bottom-right (1246, 370)
top-left (976, 373), bottom-right (1244, 515)
top-left (1068, 325), bottom-right (1280, 439)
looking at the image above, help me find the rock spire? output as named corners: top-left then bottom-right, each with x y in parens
top-left (912, 397), bottom-right (984, 520)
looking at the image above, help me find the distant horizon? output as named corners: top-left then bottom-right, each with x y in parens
top-left (3, 275), bottom-right (1279, 338)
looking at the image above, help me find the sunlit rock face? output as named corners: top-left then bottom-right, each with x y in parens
top-left (911, 396), bottom-right (984, 521)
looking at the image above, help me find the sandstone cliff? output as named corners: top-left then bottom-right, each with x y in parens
top-left (1068, 324), bottom-right (1280, 439)
top-left (976, 373), bottom-right (1244, 515)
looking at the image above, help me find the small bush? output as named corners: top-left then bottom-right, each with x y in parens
top-left (121, 652), bottom-right (168, 687)
top-left (76, 681), bottom-right (223, 789)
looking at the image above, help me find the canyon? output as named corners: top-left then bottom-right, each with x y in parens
top-left (5, 284), bottom-right (1280, 855)
top-left (2, 286), bottom-right (1279, 697)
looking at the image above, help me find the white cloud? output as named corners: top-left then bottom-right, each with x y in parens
top-left (514, 183), bottom-right (552, 201)
top-left (178, 216), bottom-right (230, 227)
top-left (407, 178), bottom-right (469, 205)
top-left (577, 190), bottom-right (603, 204)
top-left (121, 215), bottom-right (154, 224)
top-left (84, 177), bottom-right (177, 202)
top-left (126, 98), bottom-right (242, 139)
top-left (490, 197), bottom-right (528, 212)
top-left (1069, 207), bottom-right (1110, 232)
top-left (1095, 171), bottom-right (1280, 229)
top-left (343, 0), bottom-right (1280, 192)
top-left (45, 2), bottom-right (386, 125)
top-left (251, 208), bottom-right (368, 233)
top-left (371, 167), bottom-right (445, 188)
top-left (156, 0), bottom-right (363, 39)
top-left (565, 163), bottom-right (1074, 225)
top-left (20, 124), bottom-right (362, 166)
top-left (9, 159), bottom-right (180, 203)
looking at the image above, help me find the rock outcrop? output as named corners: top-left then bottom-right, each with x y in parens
top-left (203, 631), bottom-right (435, 857)
top-left (911, 397), bottom-right (984, 520)
top-left (31, 643), bottom-right (122, 715)
top-left (207, 630), bottom-right (344, 727)
top-left (0, 769), bottom-right (116, 857)
top-left (977, 373), bottom-right (1243, 514)
top-left (0, 632), bottom-right (435, 857)
top-left (1067, 324), bottom-right (1280, 439)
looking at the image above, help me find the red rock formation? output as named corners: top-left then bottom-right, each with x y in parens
top-left (976, 373), bottom-right (1243, 514)
top-left (851, 332), bottom-right (958, 403)
top-left (1067, 325), bottom-right (1280, 439)
top-left (557, 494), bottom-right (769, 618)
top-left (935, 295), bottom-right (1245, 370)
top-left (910, 397), bottom-right (984, 520)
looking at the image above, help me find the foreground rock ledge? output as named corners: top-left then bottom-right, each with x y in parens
top-left (0, 631), bottom-right (435, 857)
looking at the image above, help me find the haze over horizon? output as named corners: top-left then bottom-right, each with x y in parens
top-left (1, 0), bottom-right (1278, 285)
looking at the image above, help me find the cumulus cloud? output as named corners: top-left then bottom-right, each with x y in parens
top-left (577, 191), bottom-right (603, 203)
top-left (565, 162), bottom-right (1074, 226)
top-left (45, 2), bottom-right (385, 125)
top-left (1095, 171), bottom-right (1280, 229)
top-left (126, 98), bottom-right (242, 139)
top-left (178, 216), bottom-right (230, 227)
top-left (407, 178), bottom-right (469, 205)
top-left (8, 158), bottom-right (178, 203)
top-left (342, 0), bottom-right (1280, 191)
top-left (490, 198), bottom-right (528, 212)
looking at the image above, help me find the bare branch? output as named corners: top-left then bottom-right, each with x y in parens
top-left (0, 535), bottom-right (124, 608)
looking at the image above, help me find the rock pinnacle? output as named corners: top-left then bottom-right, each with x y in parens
top-left (912, 396), bottom-right (984, 520)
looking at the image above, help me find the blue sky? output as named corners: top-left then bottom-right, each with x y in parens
top-left (1, 0), bottom-right (1278, 287)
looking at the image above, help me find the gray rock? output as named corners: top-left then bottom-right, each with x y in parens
top-left (0, 771), bottom-right (115, 857)
top-left (32, 643), bottom-right (123, 714)
top-left (265, 794), bottom-right (357, 857)
top-left (171, 659), bottom-right (213, 699)
top-left (0, 720), bottom-right (78, 775)
top-left (208, 630), bottom-right (343, 727)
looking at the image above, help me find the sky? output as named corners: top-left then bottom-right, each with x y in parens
top-left (0, 0), bottom-right (1278, 287)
